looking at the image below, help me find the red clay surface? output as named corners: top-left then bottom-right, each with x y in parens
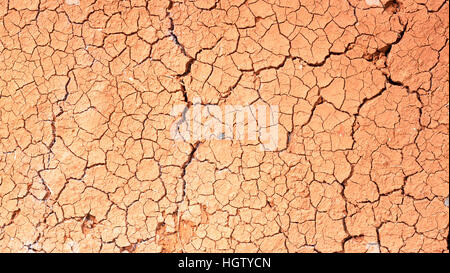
top-left (0, 0), bottom-right (449, 253)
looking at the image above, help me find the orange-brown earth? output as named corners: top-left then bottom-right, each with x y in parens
top-left (0, 0), bottom-right (448, 253)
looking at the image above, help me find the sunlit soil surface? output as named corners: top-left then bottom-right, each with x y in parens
top-left (0, 0), bottom-right (448, 253)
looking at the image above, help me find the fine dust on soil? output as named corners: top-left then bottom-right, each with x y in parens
top-left (0, 0), bottom-right (448, 253)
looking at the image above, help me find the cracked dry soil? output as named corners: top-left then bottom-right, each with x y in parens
top-left (0, 0), bottom-right (448, 253)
